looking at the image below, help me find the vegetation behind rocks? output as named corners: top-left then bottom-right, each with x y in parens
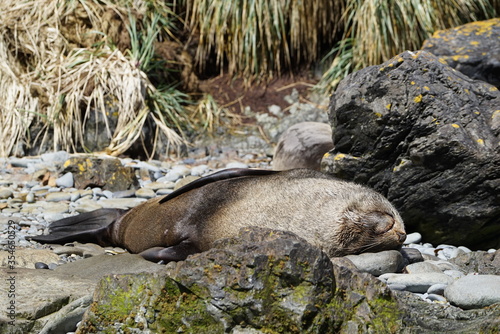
top-left (0, 0), bottom-right (498, 158)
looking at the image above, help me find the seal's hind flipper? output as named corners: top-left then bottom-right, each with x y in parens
top-left (29, 208), bottom-right (127, 246)
top-left (138, 240), bottom-right (201, 263)
top-left (159, 168), bottom-right (278, 204)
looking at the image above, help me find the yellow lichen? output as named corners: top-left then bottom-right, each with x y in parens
top-left (423, 86), bottom-right (430, 91)
top-left (476, 139), bottom-right (485, 145)
top-left (451, 124), bottom-right (460, 128)
top-left (334, 153), bottom-right (345, 161)
top-left (385, 104), bottom-right (391, 110)
top-left (413, 95), bottom-right (422, 103)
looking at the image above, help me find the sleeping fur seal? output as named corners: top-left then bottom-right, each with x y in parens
top-left (31, 168), bottom-right (406, 263)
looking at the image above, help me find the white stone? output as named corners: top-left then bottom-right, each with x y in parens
top-left (444, 275), bottom-right (500, 309)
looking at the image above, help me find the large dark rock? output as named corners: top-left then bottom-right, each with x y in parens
top-left (422, 18), bottom-right (500, 88)
top-left (77, 227), bottom-right (402, 333)
top-left (322, 50), bottom-right (500, 250)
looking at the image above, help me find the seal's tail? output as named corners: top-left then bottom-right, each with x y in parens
top-left (29, 208), bottom-right (127, 246)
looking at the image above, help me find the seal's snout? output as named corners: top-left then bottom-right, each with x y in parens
top-left (396, 231), bottom-right (406, 244)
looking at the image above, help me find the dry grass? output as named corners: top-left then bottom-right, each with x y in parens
top-left (0, 0), bottom-right (188, 158)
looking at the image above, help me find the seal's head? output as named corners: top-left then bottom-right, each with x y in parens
top-left (331, 189), bottom-right (406, 256)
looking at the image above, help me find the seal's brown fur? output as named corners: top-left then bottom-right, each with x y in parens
top-left (32, 169), bottom-right (406, 263)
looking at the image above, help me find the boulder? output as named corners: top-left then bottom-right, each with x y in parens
top-left (422, 18), bottom-right (500, 88)
top-left (61, 157), bottom-right (139, 191)
top-left (77, 227), bottom-right (402, 333)
top-left (273, 122), bottom-right (333, 170)
top-left (322, 50), bottom-right (500, 249)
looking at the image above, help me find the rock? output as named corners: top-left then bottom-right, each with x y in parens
top-left (77, 227), bottom-right (402, 333)
top-left (62, 157), bottom-right (139, 192)
top-left (55, 172), bottom-right (74, 188)
top-left (45, 192), bottom-right (72, 202)
top-left (0, 188), bottom-right (13, 199)
top-left (96, 197), bottom-right (146, 209)
top-left (444, 274), bottom-right (500, 309)
top-left (272, 122), bottom-right (333, 170)
top-left (427, 283), bottom-right (447, 295)
top-left (322, 50), bottom-right (500, 250)
top-left (344, 250), bottom-right (404, 276)
top-left (404, 232), bottom-right (422, 244)
top-left (38, 295), bottom-right (92, 334)
top-left (51, 243), bottom-right (106, 258)
top-left (0, 268), bottom-right (95, 333)
top-left (54, 254), bottom-right (165, 281)
top-left (134, 187), bottom-right (156, 199)
top-left (400, 247), bottom-right (424, 265)
top-left (449, 249), bottom-right (500, 275)
top-left (225, 161), bottom-right (248, 169)
top-left (379, 272), bottom-right (454, 293)
top-left (422, 18), bottom-right (500, 88)
top-left (173, 175), bottom-right (199, 190)
top-left (0, 248), bottom-right (59, 269)
top-left (405, 261), bottom-right (442, 274)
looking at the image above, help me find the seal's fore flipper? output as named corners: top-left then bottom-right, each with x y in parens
top-left (159, 168), bottom-right (278, 204)
top-left (138, 240), bottom-right (201, 263)
top-left (29, 208), bottom-right (127, 246)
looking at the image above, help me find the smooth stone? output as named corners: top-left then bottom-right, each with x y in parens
top-left (426, 260), bottom-right (461, 271)
top-left (404, 232), bottom-right (422, 244)
top-left (38, 295), bottom-right (92, 334)
top-left (35, 262), bottom-right (50, 269)
top-left (46, 192), bottom-right (72, 202)
top-left (427, 283), bottom-right (447, 295)
top-left (97, 198), bottom-right (146, 209)
top-left (0, 188), bottom-right (14, 199)
top-left (52, 243), bottom-right (106, 258)
top-left (156, 188), bottom-right (174, 196)
top-left (225, 162), bottom-right (248, 169)
top-left (345, 250), bottom-right (404, 276)
top-left (112, 189), bottom-right (137, 198)
top-left (443, 269), bottom-right (465, 279)
top-left (56, 172), bottom-right (74, 188)
top-left (425, 294), bottom-right (447, 303)
top-left (444, 275), bottom-right (500, 309)
top-left (70, 192), bottom-right (81, 202)
top-left (143, 182), bottom-right (174, 191)
top-left (191, 164), bottom-right (209, 176)
top-left (458, 246), bottom-right (472, 253)
top-left (54, 254), bottom-right (165, 281)
top-left (102, 190), bottom-right (114, 199)
top-left (135, 188), bottom-right (156, 199)
top-left (43, 213), bottom-right (66, 222)
top-left (0, 248), bottom-right (60, 269)
top-left (379, 273), bottom-right (454, 293)
top-left (74, 199), bottom-right (103, 212)
top-left (405, 261), bottom-right (442, 274)
top-left (26, 192), bottom-right (36, 203)
top-left (400, 247), bottom-right (424, 264)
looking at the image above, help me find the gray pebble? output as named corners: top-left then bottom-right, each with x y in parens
top-left (345, 250), bottom-right (404, 276)
top-left (26, 192), bottom-right (36, 203)
top-left (191, 164), bottom-right (209, 176)
top-left (48, 263), bottom-right (59, 270)
top-left (55, 172), bottom-right (74, 188)
top-left (405, 261), bottom-right (442, 274)
top-left (404, 232), bottom-right (422, 244)
top-left (425, 294), bottom-right (447, 303)
top-left (0, 188), bottom-right (13, 199)
top-left (97, 198), bottom-right (146, 209)
top-left (35, 262), bottom-right (49, 269)
top-left (379, 273), bottom-right (454, 293)
top-left (41, 151), bottom-right (70, 164)
top-left (444, 275), bottom-right (500, 309)
top-left (225, 162), bottom-right (248, 169)
top-left (427, 283), bottom-right (447, 295)
top-left (45, 192), bottom-right (72, 202)
top-left (135, 188), bottom-right (156, 199)
top-left (443, 269), bottom-right (465, 279)
top-left (387, 284), bottom-right (407, 291)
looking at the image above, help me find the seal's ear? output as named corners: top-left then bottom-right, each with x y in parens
top-left (361, 211), bottom-right (395, 234)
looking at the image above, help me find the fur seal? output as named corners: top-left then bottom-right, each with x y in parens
top-left (31, 168), bottom-right (406, 263)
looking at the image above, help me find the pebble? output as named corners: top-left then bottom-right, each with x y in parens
top-left (46, 192), bottom-right (72, 202)
top-left (444, 275), bottom-right (500, 309)
top-left (379, 273), bottom-right (454, 293)
top-left (404, 232), bottom-right (422, 244)
top-left (345, 250), bottom-right (404, 276)
top-left (56, 172), bottom-right (74, 188)
top-left (0, 188), bottom-right (13, 199)
top-left (135, 188), bottom-right (156, 199)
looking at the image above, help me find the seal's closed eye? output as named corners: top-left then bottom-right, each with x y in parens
top-left (362, 212), bottom-right (395, 234)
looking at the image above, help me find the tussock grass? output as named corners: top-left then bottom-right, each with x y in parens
top-left (185, 0), bottom-right (341, 79)
top-left (316, 0), bottom-right (498, 94)
top-left (0, 0), bottom-right (189, 158)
